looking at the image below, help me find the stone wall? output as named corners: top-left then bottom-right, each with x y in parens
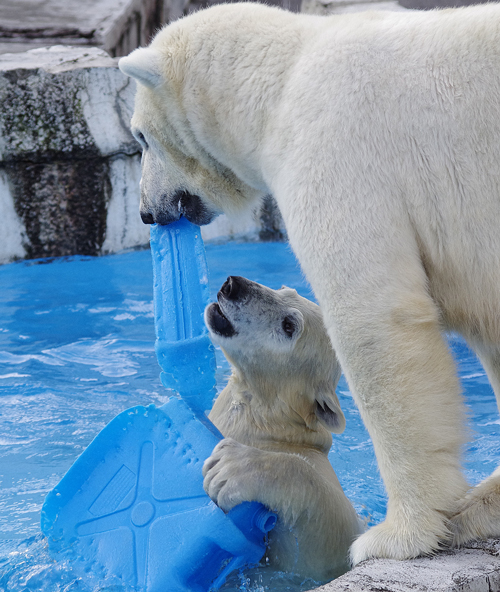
top-left (0, 46), bottom-right (147, 263)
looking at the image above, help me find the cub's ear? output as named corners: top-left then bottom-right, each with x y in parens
top-left (119, 48), bottom-right (162, 89)
top-left (314, 389), bottom-right (346, 434)
top-left (283, 308), bottom-right (304, 342)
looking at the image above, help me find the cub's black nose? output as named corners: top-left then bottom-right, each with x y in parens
top-left (141, 211), bottom-right (154, 224)
top-left (220, 276), bottom-right (247, 301)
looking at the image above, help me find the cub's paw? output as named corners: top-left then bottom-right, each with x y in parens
top-left (350, 514), bottom-right (450, 565)
top-left (202, 438), bottom-right (262, 512)
top-left (450, 476), bottom-right (500, 546)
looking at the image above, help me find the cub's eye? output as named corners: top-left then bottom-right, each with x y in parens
top-left (134, 131), bottom-right (149, 150)
top-left (282, 316), bottom-right (295, 338)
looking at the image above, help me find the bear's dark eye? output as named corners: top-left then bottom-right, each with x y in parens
top-left (282, 316), bottom-right (295, 338)
top-left (134, 131), bottom-right (149, 150)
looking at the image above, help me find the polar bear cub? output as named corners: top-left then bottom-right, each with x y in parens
top-left (203, 276), bottom-right (362, 582)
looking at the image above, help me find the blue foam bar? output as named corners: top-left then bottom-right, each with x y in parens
top-left (150, 219), bottom-right (209, 341)
top-left (150, 220), bottom-right (217, 417)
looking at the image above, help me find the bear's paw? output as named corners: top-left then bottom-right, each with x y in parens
top-left (350, 513), bottom-right (451, 565)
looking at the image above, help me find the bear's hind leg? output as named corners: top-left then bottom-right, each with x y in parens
top-left (451, 344), bottom-right (500, 545)
top-left (451, 466), bottom-right (500, 545)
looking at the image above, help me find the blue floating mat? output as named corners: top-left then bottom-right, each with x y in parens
top-left (41, 398), bottom-right (275, 591)
top-left (41, 219), bottom-right (276, 591)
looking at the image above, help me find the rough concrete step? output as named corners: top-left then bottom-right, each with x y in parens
top-left (308, 540), bottom-right (500, 592)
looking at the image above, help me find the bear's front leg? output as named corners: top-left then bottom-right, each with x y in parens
top-left (282, 189), bottom-right (471, 563)
top-left (333, 291), bottom-right (469, 565)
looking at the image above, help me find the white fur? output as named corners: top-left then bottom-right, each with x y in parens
top-left (202, 278), bottom-right (362, 581)
top-left (119, 3), bottom-right (500, 564)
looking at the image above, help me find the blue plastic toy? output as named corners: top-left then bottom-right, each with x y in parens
top-left (150, 220), bottom-right (217, 420)
top-left (41, 218), bottom-right (276, 591)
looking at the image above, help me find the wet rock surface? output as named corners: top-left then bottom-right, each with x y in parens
top-left (5, 159), bottom-right (110, 260)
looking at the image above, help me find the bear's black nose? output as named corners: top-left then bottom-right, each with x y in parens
top-left (141, 211), bottom-right (154, 224)
top-left (220, 276), bottom-right (245, 301)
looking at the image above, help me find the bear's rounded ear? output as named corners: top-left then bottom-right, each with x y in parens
top-left (283, 308), bottom-right (304, 341)
top-left (119, 48), bottom-right (162, 89)
top-left (314, 389), bottom-right (346, 434)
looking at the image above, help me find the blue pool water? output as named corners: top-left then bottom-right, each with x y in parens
top-left (0, 242), bottom-right (498, 591)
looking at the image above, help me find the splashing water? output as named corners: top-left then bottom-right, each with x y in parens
top-left (0, 242), bottom-right (498, 592)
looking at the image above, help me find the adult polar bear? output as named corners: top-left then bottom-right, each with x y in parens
top-left (119, 3), bottom-right (500, 564)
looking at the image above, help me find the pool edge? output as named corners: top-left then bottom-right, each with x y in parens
top-left (308, 538), bottom-right (500, 592)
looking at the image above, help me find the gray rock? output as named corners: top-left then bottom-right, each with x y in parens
top-left (307, 540), bottom-right (500, 592)
top-left (0, 46), bottom-right (148, 263)
top-left (0, 0), bottom-right (301, 57)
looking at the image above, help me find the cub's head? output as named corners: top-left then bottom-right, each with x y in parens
top-left (118, 7), bottom-right (266, 227)
top-left (205, 276), bottom-right (346, 436)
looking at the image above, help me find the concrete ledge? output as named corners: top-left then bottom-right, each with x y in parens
top-left (0, 0), bottom-right (162, 57)
top-left (308, 540), bottom-right (500, 592)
